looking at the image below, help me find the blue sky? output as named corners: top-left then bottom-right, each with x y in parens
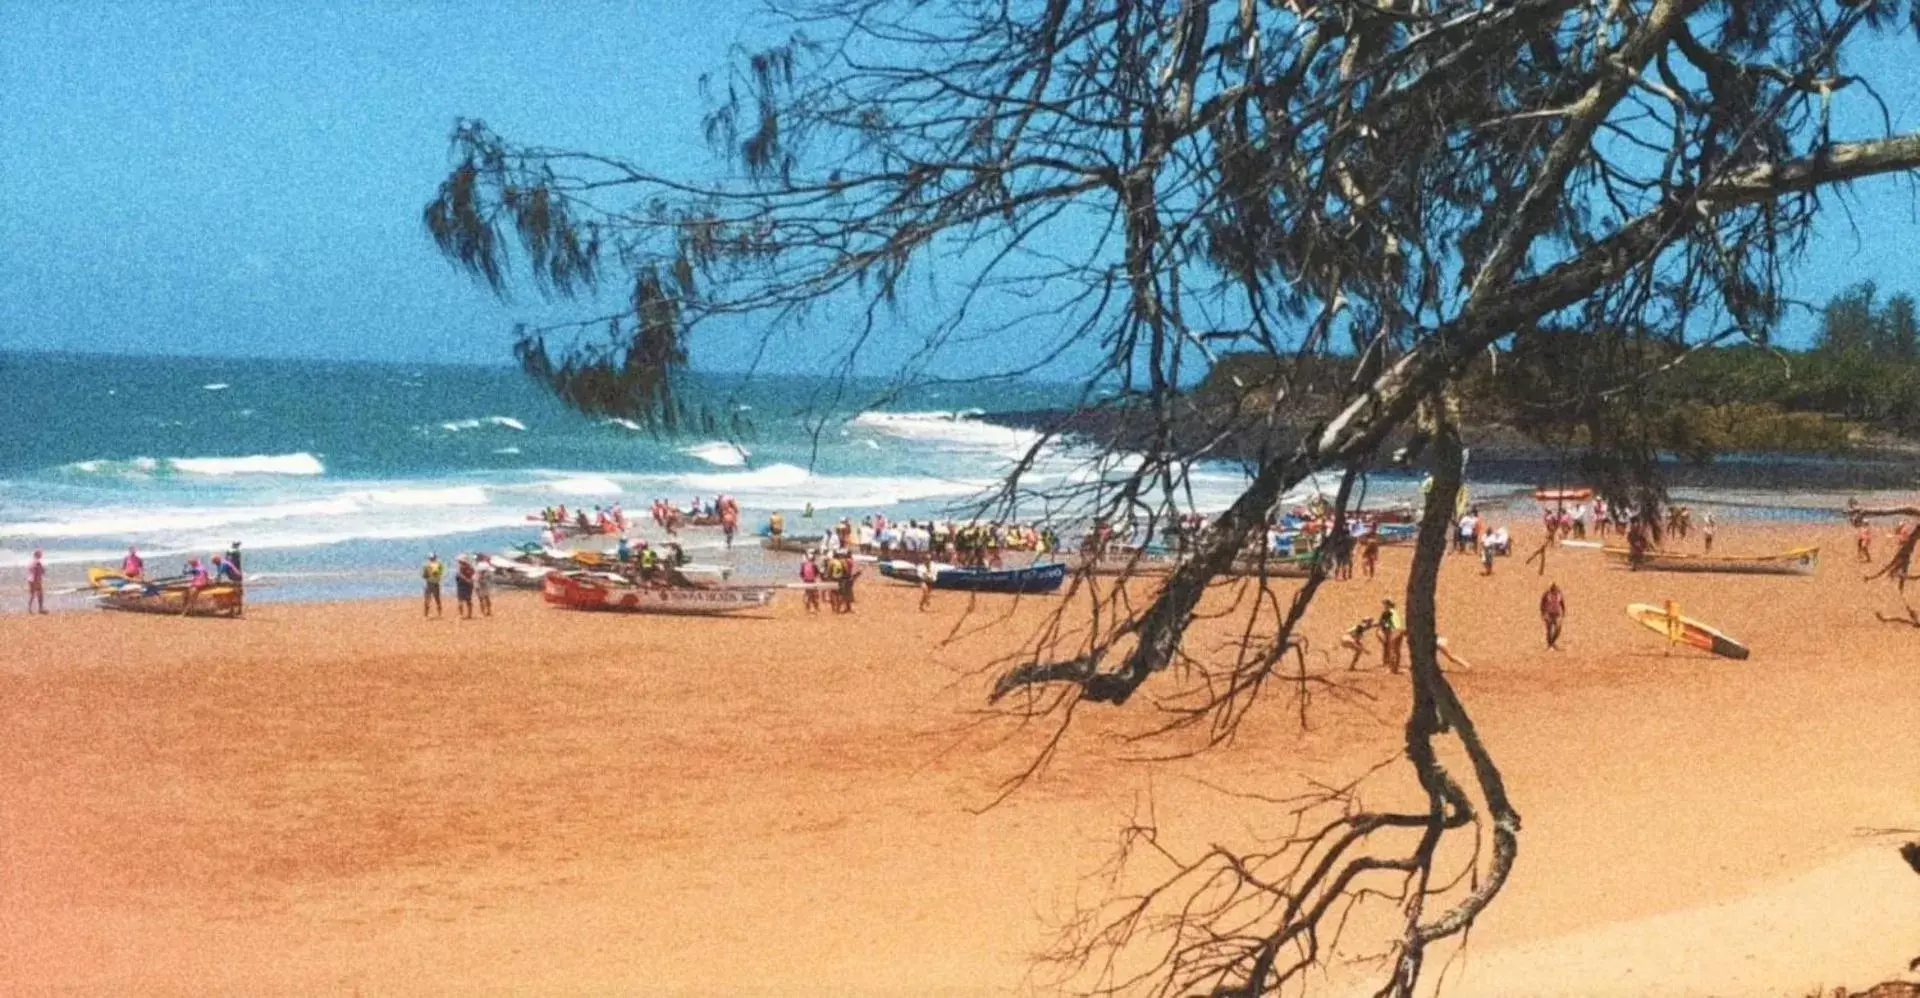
top-left (4, 2), bottom-right (1920, 373)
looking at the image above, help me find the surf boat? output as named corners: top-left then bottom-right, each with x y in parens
top-left (878, 560), bottom-right (1067, 594)
top-left (1603, 545), bottom-right (1818, 576)
top-left (542, 572), bottom-right (775, 614)
top-left (86, 568), bottom-right (243, 617)
top-left (1224, 550), bottom-right (1323, 578)
top-left (1533, 487), bottom-right (1595, 503)
top-left (1073, 546), bottom-right (1181, 576)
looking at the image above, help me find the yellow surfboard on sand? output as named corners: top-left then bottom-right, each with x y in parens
top-left (1626, 601), bottom-right (1751, 660)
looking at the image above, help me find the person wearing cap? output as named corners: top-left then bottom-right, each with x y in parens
top-left (421, 552), bottom-right (445, 618)
top-left (454, 554), bottom-right (476, 619)
top-left (26, 548), bottom-right (48, 614)
top-left (220, 542), bottom-right (246, 615)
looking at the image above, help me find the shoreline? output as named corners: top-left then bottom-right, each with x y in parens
top-left (3, 483), bottom-right (1897, 615)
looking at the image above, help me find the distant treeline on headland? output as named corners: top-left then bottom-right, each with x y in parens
top-left (987, 282), bottom-right (1920, 491)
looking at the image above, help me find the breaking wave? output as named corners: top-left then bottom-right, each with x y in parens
top-left (851, 410), bottom-right (1043, 457)
top-left (58, 452), bottom-right (326, 478)
top-left (439, 415), bottom-right (527, 432)
top-left (682, 441), bottom-right (749, 467)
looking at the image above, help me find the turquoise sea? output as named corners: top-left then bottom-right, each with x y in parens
top-left (0, 351), bottom-right (1267, 605)
top-left (0, 351), bottom-right (1881, 609)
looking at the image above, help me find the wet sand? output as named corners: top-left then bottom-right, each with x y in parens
top-left (2, 522), bottom-right (1915, 996)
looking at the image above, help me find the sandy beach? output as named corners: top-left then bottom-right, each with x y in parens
top-left (3, 521), bottom-right (1915, 996)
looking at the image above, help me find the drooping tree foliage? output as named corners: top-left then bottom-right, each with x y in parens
top-left (427, 2), bottom-right (1920, 994)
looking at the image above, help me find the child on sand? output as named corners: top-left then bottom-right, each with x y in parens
top-left (917, 558), bottom-right (936, 611)
top-left (26, 548), bottom-right (47, 614)
top-left (1341, 618), bottom-right (1375, 669)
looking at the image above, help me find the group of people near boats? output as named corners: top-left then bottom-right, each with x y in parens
top-left (36, 542), bottom-right (249, 617)
top-left (796, 549), bottom-right (864, 613)
top-left (768, 511), bottom-right (1061, 568)
top-left (649, 495), bottom-right (742, 545)
top-left (419, 551), bottom-right (496, 619)
top-left (535, 503), bottom-right (631, 537)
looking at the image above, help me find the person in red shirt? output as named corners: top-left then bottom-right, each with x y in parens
top-left (1540, 582), bottom-right (1567, 650)
top-left (799, 553), bottom-right (822, 614)
top-left (180, 558), bottom-right (210, 617)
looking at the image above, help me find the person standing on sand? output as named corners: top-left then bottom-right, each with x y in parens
top-left (26, 548), bottom-right (47, 614)
top-left (1480, 536), bottom-right (1496, 576)
top-left (824, 554), bottom-right (845, 613)
top-left (1701, 511), bottom-right (1717, 554)
top-left (454, 555), bottom-right (476, 620)
top-left (800, 554), bottom-right (821, 614)
top-left (1626, 518), bottom-right (1650, 570)
top-left (837, 554), bottom-right (859, 614)
top-left (475, 555), bottom-right (494, 617)
top-left (1360, 530), bottom-right (1381, 580)
top-left (1378, 598), bottom-right (1405, 673)
top-left (1858, 524), bottom-right (1875, 563)
top-left (1540, 582), bottom-right (1567, 650)
top-left (917, 557), bottom-right (936, 611)
top-left (422, 553), bottom-right (445, 618)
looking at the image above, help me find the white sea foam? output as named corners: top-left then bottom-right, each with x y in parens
top-left (58, 453), bottom-right (324, 478)
top-left (363, 486), bottom-right (489, 507)
top-left (0, 546), bottom-right (182, 569)
top-left (492, 446), bottom-right (522, 455)
top-left (682, 462), bottom-right (810, 492)
top-left (544, 475), bottom-right (624, 496)
top-left (440, 415), bottom-right (527, 432)
top-left (0, 497), bottom-right (363, 539)
top-left (171, 452), bottom-right (326, 476)
top-left (188, 509), bottom-right (529, 553)
top-left (602, 417), bottom-right (644, 432)
top-left (682, 441), bottom-right (749, 467)
top-left (202, 382), bottom-right (230, 391)
top-left (851, 410), bottom-right (1043, 456)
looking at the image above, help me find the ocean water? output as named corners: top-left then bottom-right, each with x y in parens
top-left (0, 351), bottom-right (1882, 610)
top-left (0, 351), bottom-right (1288, 606)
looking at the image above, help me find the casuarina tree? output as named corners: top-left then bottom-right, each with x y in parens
top-left (427, 2), bottom-right (1920, 994)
